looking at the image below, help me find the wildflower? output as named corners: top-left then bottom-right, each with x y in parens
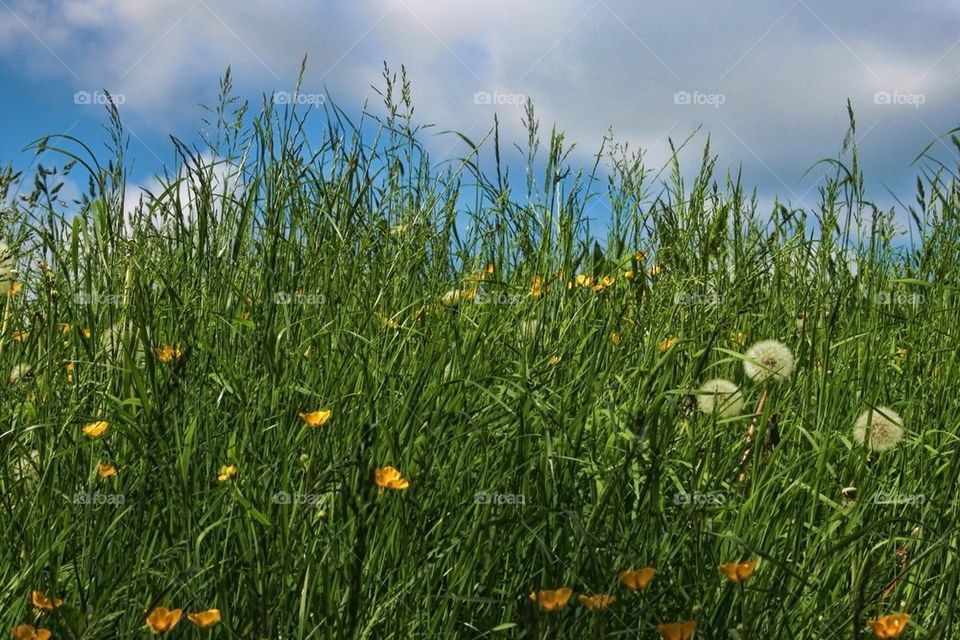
top-left (634, 250), bottom-right (647, 262)
top-left (895, 347), bottom-right (908, 359)
top-left (187, 609), bottom-right (221, 628)
top-left (374, 466), bottom-right (409, 492)
top-left (618, 567), bottom-right (656, 591)
top-left (298, 409), bottom-right (332, 428)
top-left (649, 264), bottom-right (664, 278)
top-left (730, 331), bottom-right (747, 346)
top-left (743, 340), bottom-right (794, 382)
top-left (153, 346), bottom-right (183, 363)
top-left (578, 594), bottom-right (615, 612)
top-left (530, 275), bottom-right (544, 298)
top-left (609, 332), bottom-right (621, 346)
top-left (853, 407), bottom-right (904, 452)
top-left (97, 462), bottom-right (117, 478)
top-left (574, 274), bottom-right (594, 288)
top-left (145, 607), bottom-right (183, 634)
top-left (10, 625), bottom-right (51, 640)
top-left (81, 328), bottom-right (91, 338)
top-left (547, 355), bottom-right (561, 366)
top-left (60, 323), bottom-right (72, 333)
top-left (375, 312), bottom-right (400, 329)
top-left (592, 275), bottom-right (615, 292)
top-left (528, 588), bottom-right (572, 612)
top-left (624, 270), bottom-right (634, 280)
top-left (65, 362), bottom-right (74, 383)
top-left (8, 363), bottom-right (31, 385)
top-left (12, 330), bottom-right (29, 342)
top-left (217, 465), bottom-right (237, 482)
top-left (657, 336), bottom-right (677, 352)
top-left (0, 242), bottom-right (16, 296)
top-left (696, 379), bottom-right (744, 418)
top-left (657, 621), bottom-right (696, 640)
top-left (30, 590), bottom-right (62, 613)
top-left (82, 421), bottom-right (109, 438)
top-left (719, 559), bottom-right (758, 582)
top-left (866, 613), bottom-right (910, 638)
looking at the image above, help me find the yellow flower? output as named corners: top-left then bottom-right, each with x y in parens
top-left (298, 409), bottom-right (332, 428)
top-left (575, 274), bottom-right (594, 288)
top-left (10, 625), bottom-right (51, 640)
top-left (634, 250), bottom-right (647, 262)
top-left (867, 613), bottom-right (910, 638)
top-left (719, 559), bottom-right (758, 582)
top-left (5, 281), bottom-right (22, 296)
top-left (81, 328), bottom-right (92, 338)
top-left (528, 587), bottom-right (572, 612)
top-left (59, 323), bottom-right (72, 334)
top-left (609, 332), bottom-right (621, 346)
top-left (187, 609), bottom-right (221, 628)
top-left (65, 363), bottom-right (74, 383)
top-left (375, 312), bottom-right (400, 329)
top-left (547, 355), bottom-right (561, 366)
top-left (591, 275), bottom-right (615, 292)
top-left (12, 330), bottom-right (29, 342)
top-left (895, 347), bottom-right (908, 359)
top-left (31, 590), bottom-right (63, 613)
top-left (578, 593), bottom-right (615, 612)
top-left (530, 275), bottom-right (544, 298)
top-left (217, 465), bottom-right (237, 482)
top-left (730, 331), bottom-right (747, 346)
top-left (657, 336), bottom-right (677, 352)
top-left (153, 346), bottom-right (183, 363)
top-left (97, 462), bottom-right (117, 478)
top-left (374, 466), bottom-right (409, 492)
top-left (624, 270), bottom-right (634, 280)
top-left (657, 621), bottom-right (696, 640)
top-left (618, 567), bottom-right (656, 591)
top-left (82, 421), bottom-right (108, 438)
top-left (649, 264), bottom-right (664, 277)
top-left (145, 607), bottom-right (183, 634)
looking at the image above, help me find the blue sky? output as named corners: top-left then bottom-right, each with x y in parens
top-left (1, 0), bottom-right (958, 232)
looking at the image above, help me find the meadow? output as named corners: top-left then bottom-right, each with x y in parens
top-left (2, 70), bottom-right (959, 639)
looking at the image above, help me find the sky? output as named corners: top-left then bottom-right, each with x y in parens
top-left (1, 0), bottom-right (958, 230)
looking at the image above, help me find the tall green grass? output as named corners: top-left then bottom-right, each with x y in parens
top-left (2, 68), bottom-right (960, 638)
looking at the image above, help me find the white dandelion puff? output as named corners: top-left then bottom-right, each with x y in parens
top-left (696, 378), bottom-right (744, 418)
top-left (0, 241), bottom-right (16, 295)
top-left (853, 406), bottom-right (904, 452)
top-left (743, 339), bottom-right (795, 383)
top-left (8, 363), bottom-right (31, 385)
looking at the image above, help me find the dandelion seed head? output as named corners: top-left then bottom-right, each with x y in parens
top-left (744, 339), bottom-right (794, 382)
top-left (696, 378), bottom-right (744, 417)
top-left (853, 406), bottom-right (904, 452)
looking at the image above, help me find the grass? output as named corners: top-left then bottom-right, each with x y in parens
top-left (2, 68), bottom-right (960, 638)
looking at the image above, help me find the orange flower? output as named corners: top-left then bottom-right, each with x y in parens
top-left (145, 607), bottom-right (182, 634)
top-left (187, 609), bottom-right (221, 628)
top-left (82, 420), bottom-right (108, 438)
top-left (153, 346), bottom-right (183, 363)
top-left (30, 590), bottom-right (62, 612)
top-left (528, 587), bottom-right (572, 612)
top-left (719, 559), bottom-right (758, 582)
top-left (10, 625), bottom-right (51, 640)
top-left (618, 567), bottom-right (656, 591)
top-left (578, 593), bottom-right (615, 612)
top-left (867, 613), bottom-right (910, 638)
top-left (97, 462), bottom-right (117, 478)
top-left (298, 409), bottom-right (332, 428)
top-left (657, 621), bottom-right (696, 640)
top-left (374, 466), bottom-right (409, 492)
